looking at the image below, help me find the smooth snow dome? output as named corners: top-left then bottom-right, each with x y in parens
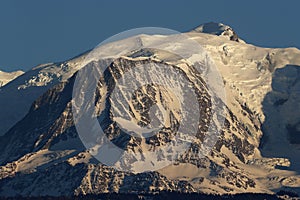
top-left (193, 22), bottom-right (241, 42)
top-left (194, 22), bottom-right (230, 35)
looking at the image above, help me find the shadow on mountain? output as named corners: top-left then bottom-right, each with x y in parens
top-left (0, 192), bottom-right (283, 200)
top-left (0, 75), bottom-right (82, 165)
top-left (259, 64), bottom-right (300, 170)
top-left (0, 64), bottom-right (60, 136)
top-left (0, 162), bottom-right (87, 197)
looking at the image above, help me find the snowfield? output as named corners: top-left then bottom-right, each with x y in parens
top-left (0, 70), bottom-right (24, 87)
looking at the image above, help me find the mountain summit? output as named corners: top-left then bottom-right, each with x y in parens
top-left (192, 22), bottom-right (241, 42)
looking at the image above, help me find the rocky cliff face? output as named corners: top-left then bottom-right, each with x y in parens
top-left (0, 24), bottom-right (300, 197)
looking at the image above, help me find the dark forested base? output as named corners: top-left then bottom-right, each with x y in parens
top-left (0, 192), bottom-right (285, 200)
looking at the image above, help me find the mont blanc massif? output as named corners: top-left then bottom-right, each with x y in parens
top-left (0, 22), bottom-right (300, 199)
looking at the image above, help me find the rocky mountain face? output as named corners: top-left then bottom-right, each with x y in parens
top-left (0, 24), bottom-right (300, 197)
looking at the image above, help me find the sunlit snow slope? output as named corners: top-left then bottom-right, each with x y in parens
top-left (0, 70), bottom-right (24, 87)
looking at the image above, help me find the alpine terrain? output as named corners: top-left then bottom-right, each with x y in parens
top-left (0, 22), bottom-right (300, 198)
top-left (0, 70), bottom-right (24, 87)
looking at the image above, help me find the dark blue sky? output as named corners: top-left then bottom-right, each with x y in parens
top-left (0, 0), bottom-right (299, 72)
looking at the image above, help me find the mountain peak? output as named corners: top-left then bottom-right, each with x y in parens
top-left (1, 25), bottom-right (300, 197)
top-left (192, 22), bottom-right (240, 42)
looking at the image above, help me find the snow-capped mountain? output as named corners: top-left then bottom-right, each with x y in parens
top-left (0, 23), bottom-right (300, 198)
top-left (193, 22), bottom-right (242, 42)
top-left (0, 70), bottom-right (24, 87)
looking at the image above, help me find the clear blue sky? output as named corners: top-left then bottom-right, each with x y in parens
top-left (0, 0), bottom-right (299, 72)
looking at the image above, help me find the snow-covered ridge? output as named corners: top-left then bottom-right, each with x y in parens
top-left (0, 70), bottom-right (24, 87)
top-left (192, 22), bottom-right (243, 43)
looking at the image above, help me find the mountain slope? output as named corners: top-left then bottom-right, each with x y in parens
top-left (192, 22), bottom-right (242, 42)
top-left (0, 70), bottom-right (24, 87)
top-left (0, 25), bottom-right (300, 197)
